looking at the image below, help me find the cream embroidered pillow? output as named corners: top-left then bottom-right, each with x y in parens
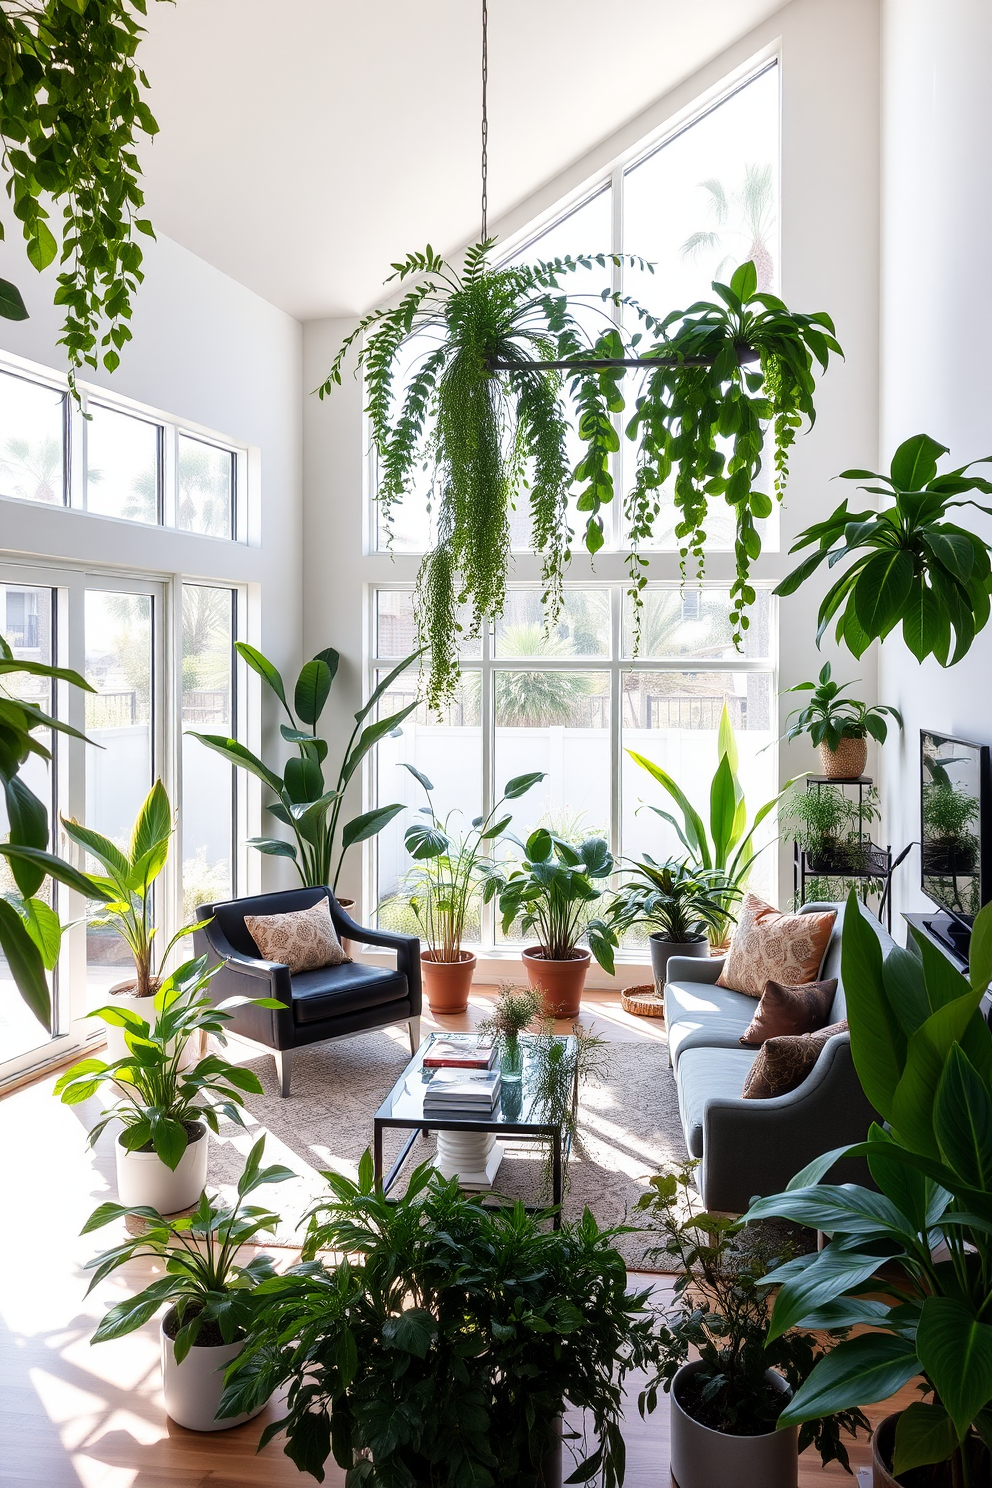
top-left (244, 898), bottom-right (350, 973)
top-left (717, 892), bottom-right (836, 998)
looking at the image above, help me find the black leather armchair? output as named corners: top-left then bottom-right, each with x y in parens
top-left (193, 886), bottom-right (422, 1096)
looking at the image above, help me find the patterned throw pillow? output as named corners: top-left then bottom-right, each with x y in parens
top-left (739, 978), bottom-right (838, 1047)
top-left (244, 898), bottom-right (350, 973)
top-left (742, 1020), bottom-right (849, 1099)
top-left (716, 893), bottom-right (836, 998)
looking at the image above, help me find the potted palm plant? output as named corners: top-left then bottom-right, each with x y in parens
top-left (746, 892), bottom-right (992, 1487)
top-left (782, 662), bottom-right (902, 778)
top-left (189, 641), bottom-right (421, 905)
top-left (54, 959), bottom-right (277, 1214)
top-left (401, 766), bottom-right (543, 1014)
top-left (637, 1160), bottom-right (868, 1488)
top-left (604, 859), bottom-right (739, 991)
top-left (217, 1154), bottom-right (655, 1485)
top-left (83, 1136), bottom-right (292, 1432)
top-left (483, 829), bottom-right (617, 1019)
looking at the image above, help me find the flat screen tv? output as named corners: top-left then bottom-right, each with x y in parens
top-left (921, 730), bottom-right (992, 928)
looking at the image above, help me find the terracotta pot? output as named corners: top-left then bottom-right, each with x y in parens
top-left (522, 946), bottom-right (590, 1019)
top-left (670, 1359), bottom-right (798, 1488)
top-left (421, 950), bottom-right (476, 1014)
top-left (819, 736), bottom-right (867, 779)
top-left (160, 1309), bottom-right (268, 1432)
top-left (649, 933), bottom-right (710, 992)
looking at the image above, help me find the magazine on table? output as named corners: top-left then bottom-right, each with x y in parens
top-left (422, 1035), bottom-right (497, 1070)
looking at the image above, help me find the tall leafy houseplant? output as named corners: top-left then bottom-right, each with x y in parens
top-left (191, 644), bottom-right (420, 894)
top-left (747, 894), bottom-right (992, 1486)
top-left (604, 859), bottom-right (737, 965)
top-left (628, 703), bottom-right (790, 944)
top-left (775, 434), bottom-right (992, 664)
top-left (218, 1156), bottom-right (656, 1488)
top-left (0, 0), bottom-right (162, 378)
top-left (322, 245), bottom-right (838, 707)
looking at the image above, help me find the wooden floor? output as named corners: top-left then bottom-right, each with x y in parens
top-left (1, 987), bottom-right (913, 1486)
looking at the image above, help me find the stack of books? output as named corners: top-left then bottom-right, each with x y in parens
top-left (422, 1035), bottom-right (497, 1071)
top-left (422, 1066), bottom-right (501, 1119)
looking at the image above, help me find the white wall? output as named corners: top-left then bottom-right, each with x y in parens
top-left (878, 0), bottom-right (992, 919)
top-left (0, 229), bottom-right (304, 890)
top-left (301, 0), bottom-right (882, 962)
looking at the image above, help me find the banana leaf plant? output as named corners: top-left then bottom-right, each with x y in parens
top-left (0, 633), bottom-right (106, 1026)
top-left (746, 893), bottom-right (992, 1484)
top-left (322, 245), bottom-right (839, 708)
top-left (775, 433), bottom-right (992, 665)
top-left (627, 703), bottom-right (794, 944)
top-left (189, 643), bottom-right (421, 894)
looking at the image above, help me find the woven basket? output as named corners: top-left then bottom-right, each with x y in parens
top-left (620, 984), bottom-right (666, 1018)
top-left (819, 736), bottom-right (867, 779)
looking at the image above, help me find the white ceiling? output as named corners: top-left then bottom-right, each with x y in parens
top-left (137, 0), bottom-right (785, 321)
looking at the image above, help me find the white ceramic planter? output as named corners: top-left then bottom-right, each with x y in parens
top-left (100, 981), bottom-right (199, 1068)
top-left (115, 1123), bottom-right (209, 1214)
top-left (160, 1310), bottom-right (268, 1431)
top-left (669, 1360), bottom-right (798, 1488)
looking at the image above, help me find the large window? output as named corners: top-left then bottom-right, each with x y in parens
top-left (372, 583), bottom-right (776, 956)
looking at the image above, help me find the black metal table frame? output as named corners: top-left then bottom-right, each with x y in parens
top-left (372, 1045), bottom-right (579, 1230)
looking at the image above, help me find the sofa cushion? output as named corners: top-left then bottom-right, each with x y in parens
top-left (739, 978), bottom-right (837, 1046)
top-left (665, 979), bottom-right (760, 1029)
top-left (669, 1016), bottom-right (754, 1065)
top-left (743, 1021), bottom-right (849, 1099)
top-left (292, 962), bottom-right (407, 1024)
top-left (677, 1047), bottom-right (759, 1157)
top-left (717, 893), bottom-right (836, 997)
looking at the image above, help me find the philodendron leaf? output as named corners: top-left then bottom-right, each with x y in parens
top-left (776, 1333), bottom-right (920, 1426)
top-left (889, 433), bottom-right (947, 491)
top-left (892, 1402), bottom-right (959, 1476)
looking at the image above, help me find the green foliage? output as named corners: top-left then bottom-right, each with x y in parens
top-left (605, 857), bottom-right (739, 945)
top-left (627, 703), bottom-right (791, 944)
top-left (526, 1020), bottom-right (610, 1199)
top-left (782, 662), bottom-right (902, 750)
top-left (775, 434), bottom-right (992, 665)
top-left (0, 0), bottom-right (161, 380)
top-left (476, 982), bottom-right (543, 1040)
top-left (403, 767), bottom-right (543, 960)
top-left (780, 782), bottom-right (880, 867)
top-left (625, 259), bottom-right (841, 642)
top-left (53, 958), bottom-right (280, 1168)
top-left (190, 642), bottom-right (420, 892)
top-left (219, 1155), bottom-right (655, 1487)
top-left (0, 631), bottom-right (97, 1024)
top-left (82, 1136), bottom-right (292, 1362)
top-left (323, 246), bottom-right (837, 708)
top-left (482, 828), bottom-right (617, 968)
top-left (636, 1160), bottom-right (868, 1469)
top-left (745, 893), bottom-right (992, 1482)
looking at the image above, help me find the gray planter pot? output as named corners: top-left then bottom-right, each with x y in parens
top-left (649, 932), bottom-right (709, 992)
top-left (669, 1359), bottom-right (798, 1488)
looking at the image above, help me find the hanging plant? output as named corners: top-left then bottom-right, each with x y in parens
top-left (0, 0), bottom-right (162, 378)
top-left (321, 247), bottom-right (838, 707)
top-left (775, 433), bottom-right (992, 664)
top-left (622, 260), bottom-right (842, 641)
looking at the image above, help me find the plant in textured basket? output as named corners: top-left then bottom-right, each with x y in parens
top-left (218, 1153), bottom-right (656, 1487)
top-left (322, 245), bottom-right (838, 708)
top-left (190, 642), bottom-right (421, 893)
top-left (782, 662), bottom-right (902, 751)
top-left (775, 433), bottom-right (992, 665)
top-left (636, 1159), bottom-right (869, 1470)
top-left (0, 0), bottom-right (163, 379)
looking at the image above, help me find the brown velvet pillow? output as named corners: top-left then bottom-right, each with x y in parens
top-left (244, 898), bottom-right (350, 973)
top-left (739, 978), bottom-right (838, 1047)
top-left (717, 892), bottom-right (836, 998)
top-left (742, 1020), bottom-right (849, 1099)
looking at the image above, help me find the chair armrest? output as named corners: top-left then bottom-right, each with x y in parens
top-left (667, 954), bottom-right (725, 985)
top-left (331, 902), bottom-right (422, 1015)
top-left (192, 926), bottom-right (295, 1049)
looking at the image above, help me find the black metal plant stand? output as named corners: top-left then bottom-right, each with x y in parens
top-left (793, 775), bottom-right (904, 931)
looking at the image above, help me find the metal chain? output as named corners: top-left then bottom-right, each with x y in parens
top-left (480, 0), bottom-right (488, 241)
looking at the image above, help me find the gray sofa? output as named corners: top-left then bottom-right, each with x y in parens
top-left (663, 899), bottom-right (893, 1213)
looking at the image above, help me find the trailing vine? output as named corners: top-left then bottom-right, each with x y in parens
top-left (321, 246), bottom-right (839, 706)
top-left (0, 0), bottom-right (162, 382)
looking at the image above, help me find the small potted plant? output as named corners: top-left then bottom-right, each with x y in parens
top-left (477, 983), bottom-right (542, 1081)
top-left (218, 1153), bottom-right (655, 1485)
top-left (780, 783), bottom-right (880, 875)
top-left (402, 767), bottom-right (544, 1014)
top-left (54, 959), bottom-right (278, 1214)
top-left (483, 829), bottom-right (617, 1019)
top-left (83, 1136), bottom-right (292, 1432)
top-left (604, 858), bottom-right (739, 991)
top-left (922, 764), bottom-right (981, 876)
top-left (637, 1161), bottom-right (869, 1488)
top-left (782, 663), bottom-right (902, 779)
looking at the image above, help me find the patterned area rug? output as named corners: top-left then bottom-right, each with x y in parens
top-left (206, 1026), bottom-right (689, 1271)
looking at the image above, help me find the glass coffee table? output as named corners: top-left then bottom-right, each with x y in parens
top-left (373, 1032), bottom-right (578, 1229)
